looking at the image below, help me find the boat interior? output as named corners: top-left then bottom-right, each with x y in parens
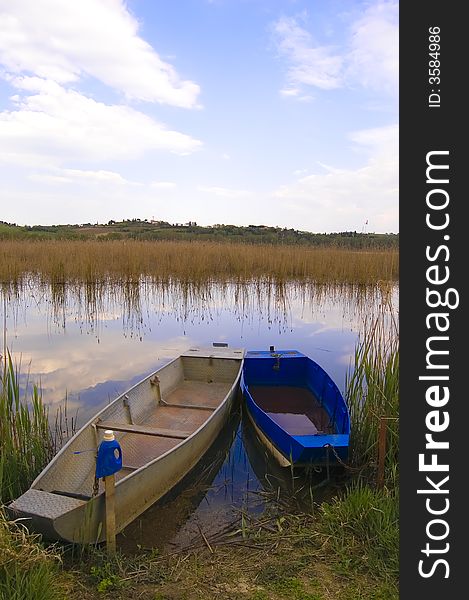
top-left (248, 385), bottom-right (335, 435)
top-left (34, 353), bottom-right (242, 499)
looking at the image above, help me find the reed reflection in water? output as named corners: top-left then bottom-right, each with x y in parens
top-left (2, 277), bottom-right (395, 337)
top-left (1, 279), bottom-right (397, 426)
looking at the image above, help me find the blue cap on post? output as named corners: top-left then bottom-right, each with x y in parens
top-left (95, 430), bottom-right (122, 479)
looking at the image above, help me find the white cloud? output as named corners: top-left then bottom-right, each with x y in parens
top-left (0, 77), bottom-right (202, 166)
top-left (273, 16), bottom-right (343, 93)
top-left (0, 0), bottom-right (200, 108)
top-left (272, 2), bottom-right (398, 97)
top-left (150, 181), bottom-right (177, 189)
top-left (348, 1), bottom-right (398, 94)
top-left (197, 185), bottom-right (251, 199)
top-left (280, 88), bottom-right (301, 97)
top-left (349, 123), bottom-right (398, 151)
top-left (273, 124), bottom-right (398, 232)
top-left (28, 168), bottom-right (138, 186)
top-left (14, 332), bottom-right (193, 410)
top-left (26, 174), bottom-right (71, 185)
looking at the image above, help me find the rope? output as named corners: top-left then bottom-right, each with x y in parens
top-left (323, 443), bottom-right (368, 473)
top-left (326, 444), bottom-right (330, 481)
top-left (92, 451), bottom-right (100, 496)
top-left (93, 474), bottom-right (100, 497)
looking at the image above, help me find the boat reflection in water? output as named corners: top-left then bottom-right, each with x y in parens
top-left (119, 401), bottom-right (341, 554)
top-left (118, 405), bottom-right (259, 553)
top-left (241, 411), bottom-right (341, 511)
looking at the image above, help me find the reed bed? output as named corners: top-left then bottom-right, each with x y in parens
top-left (0, 353), bottom-right (55, 504)
top-left (0, 239), bottom-right (398, 285)
top-left (313, 310), bottom-right (399, 586)
top-left (346, 305), bottom-right (399, 486)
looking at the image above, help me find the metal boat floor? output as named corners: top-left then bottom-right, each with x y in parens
top-left (113, 380), bottom-right (231, 480)
top-left (10, 489), bottom-right (86, 520)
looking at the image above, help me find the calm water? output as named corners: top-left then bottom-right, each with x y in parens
top-left (2, 279), bottom-right (398, 550)
top-left (250, 386), bottom-right (333, 435)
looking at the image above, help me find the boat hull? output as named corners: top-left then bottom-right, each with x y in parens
top-left (241, 350), bottom-right (350, 467)
top-left (8, 348), bottom-right (243, 543)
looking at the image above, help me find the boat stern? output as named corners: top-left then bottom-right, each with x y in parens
top-left (291, 433), bottom-right (350, 466)
top-left (7, 489), bottom-right (103, 543)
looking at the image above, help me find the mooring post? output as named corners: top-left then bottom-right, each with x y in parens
top-left (105, 473), bottom-right (116, 554)
top-left (377, 417), bottom-right (387, 490)
top-left (95, 429), bottom-right (122, 555)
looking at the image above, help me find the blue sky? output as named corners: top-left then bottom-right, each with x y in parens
top-left (0, 0), bottom-right (398, 232)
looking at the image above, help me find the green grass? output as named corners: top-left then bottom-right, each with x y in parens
top-left (0, 354), bottom-right (72, 599)
top-left (346, 306), bottom-right (399, 486)
top-left (0, 352), bottom-right (56, 504)
top-left (310, 308), bottom-right (400, 590)
top-left (319, 482), bottom-right (398, 579)
top-left (0, 509), bottom-right (68, 600)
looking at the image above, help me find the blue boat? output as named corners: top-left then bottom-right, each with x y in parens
top-left (241, 349), bottom-right (350, 467)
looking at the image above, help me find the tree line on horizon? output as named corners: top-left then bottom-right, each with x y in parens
top-left (0, 220), bottom-right (398, 249)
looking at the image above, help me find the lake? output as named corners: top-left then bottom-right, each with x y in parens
top-left (2, 279), bottom-right (398, 550)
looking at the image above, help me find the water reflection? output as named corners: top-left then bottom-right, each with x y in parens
top-left (2, 280), bottom-right (397, 422)
top-left (1, 279), bottom-right (397, 425)
top-left (1, 278), bottom-right (397, 549)
top-left (119, 406), bottom-right (338, 553)
top-left (2, 277), bottom-right (395, 336)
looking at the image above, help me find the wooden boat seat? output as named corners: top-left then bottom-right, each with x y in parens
top-left (159, 398), bottom-right (216, 411)
top-left (95, 421), bottom-right (191, 439)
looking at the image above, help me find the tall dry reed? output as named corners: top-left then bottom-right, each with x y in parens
top-left (0, 239), bottom-right (398, 286)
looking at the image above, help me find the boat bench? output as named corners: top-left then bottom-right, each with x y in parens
top-left (95, 421), bottom-right (191, 439)
top-left (159, 399), bottom-right (216, 411)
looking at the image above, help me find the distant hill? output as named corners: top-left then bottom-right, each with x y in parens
top-left (0, 220), bottom-right (398, 249)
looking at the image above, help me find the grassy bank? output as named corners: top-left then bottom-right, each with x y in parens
top-left (0, 239), bottom-right (398, 285)
top-left (63, 507), bottom-right (397, 599)
top-left (0, 355), bottom-right (71, 599)
top-left (0, 504), bottom-right (396, 600)
top-left (0, 509), bottom-right (69, 600)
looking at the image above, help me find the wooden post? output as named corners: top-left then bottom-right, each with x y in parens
top-left (377, 417), bottom-right (387, 490)
top-left (104, 474), bottom-right (116, 554)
